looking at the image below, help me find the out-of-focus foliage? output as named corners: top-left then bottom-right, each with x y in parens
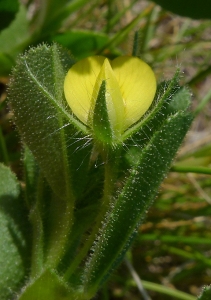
top-left (1, 1), bottom-right (211, 299)
top-left (151, 0), bottom-right (211, 19)
top-left (0, 0), bottom-right (19, 30)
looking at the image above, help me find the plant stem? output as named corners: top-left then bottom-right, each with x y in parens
top-left (45, 198), bottom-right (75, 268)
top-left (44, 106), bottom-right (76, 269)
top-left (29, 174), bottom-right (44, 278)
top-left (64, 146), bottom-right (120, 281)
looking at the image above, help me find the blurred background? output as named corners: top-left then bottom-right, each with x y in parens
top-left (0, 1), bottom-right (211, 299)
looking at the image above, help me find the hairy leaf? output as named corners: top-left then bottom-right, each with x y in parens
top-left (0, 163), bottom-right (26, 299)
top-left (9, 44), bottom-right (90, 201)
top-left (18, 269), bottom-right (75, 300)
top-left (83, 111), bottom-right (192, 295)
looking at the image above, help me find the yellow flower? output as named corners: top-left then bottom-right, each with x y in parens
top-left (64, 56), bottom-right (156, 136)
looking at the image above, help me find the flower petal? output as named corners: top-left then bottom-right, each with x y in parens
top-left (64, 56), bottom-right (105, 125)
top-left (91, 59), bottom-right (124, 135)
top-left (111, 56), bottom-right (156, 130)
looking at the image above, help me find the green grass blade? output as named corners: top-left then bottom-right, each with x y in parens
top-left (142, 280), bottom-right (196, 300)
top-left (103, 0), bottom-right (137, 33)
top-left (97, 4), bottom-right (154, 54)
top-left (171, 165), bottom-right (211, 175)
top-left (193, 87), bottom-right (211, 116)
top-left (139, 234), bottom-right (211, 245)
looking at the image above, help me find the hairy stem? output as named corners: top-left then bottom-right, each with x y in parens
top-left (64, 145), bottom-right (120, 281)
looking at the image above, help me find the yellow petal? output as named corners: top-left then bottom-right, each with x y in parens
top-left (91, 59), bottom-right (124, 135)
top-left (64, 56), bottom-right (105, 125)
top-left (111, 56), bottom-right (156, 130)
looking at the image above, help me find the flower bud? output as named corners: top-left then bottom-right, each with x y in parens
top-left (64, 56), bottom-right (156, 143)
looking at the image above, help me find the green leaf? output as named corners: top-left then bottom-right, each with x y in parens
top-left (166, 86), bottom-right (191, 114)
top-left (9, 43), bottom-right (90, 200)
top-left (82, 111), bottom-right (192, 297)
top-left (18, 269), bottom-right (75, 300)
top-left (0, 163), bottom-right (26, 299)
top-left (198, 285), bottom-right (211, 300)
top-left (123, 70), bottom-right (182, 142)
top-left (123, 70), bottom-right (191, 167)
top-left (9, 44), bottom-right (94, 269)
top-left (122, 72), bottom-right (192, 176)
top-left (93, 81), bottom-right (113, 144)
top-left (152, 0), bottom-right (211, 20)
